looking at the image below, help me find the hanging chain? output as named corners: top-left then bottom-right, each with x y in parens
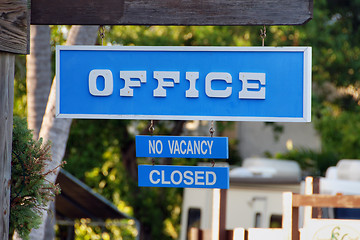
top-left (210, 121), bottom-right (215, 167)
top-left (99, 26), bottom-right (105, 46)
top-left (209, 120), bottom-right (215, 138)
top-left (149, 120), bottom-right (155, 134)
top-left (260, 25), bottom-right (266, 47)
top-left (149, 120), bottom-right (155, 165)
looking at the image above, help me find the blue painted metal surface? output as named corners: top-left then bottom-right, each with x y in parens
top-left (138, 165), bottom-right (229, 189)
top-left (136, 135), bottom-right (228, 159)
top-left (56, 46), bottom-right (311, 122)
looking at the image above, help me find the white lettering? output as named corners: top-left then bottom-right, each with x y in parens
top-left (206, 171), bottom-right (216, 185)
top-left (183, 171), bottom-right (194, 185)
top-left (149, 170), bottom-right (160, 184)
top-left (120, 71), bottom-right (146, 96)
top-left (171, 170), bottom-right (183, 185)
top-left (156, 140), bottom-right (163, 154)
top-left (186, 141), bottom-right (193, 154)
top-left (149, 140), bottom-right (162, 154)
top-left (153, 71), bottom-right (180, 97)
top-left (173, 141), bottom-right (180, 154)
top-left (201, 140), bottom-right (207, 155)
top-left (89, 69), bottom-right (113, 96)
top-left (193, 141), bottom-right (201, 155)
top-left (150, 169), bottom-right (217, 186)
top-left (185, 72), bottom-right (199, 98)
top-left (88, 69), bottom-right (267, 100)
top-left (207, 140), bottom-right (213, 155)
top-left (180, 140), bottom-right (186, 154)
top-left (149, 140), bottom-right (156, 154)
top-left (239, 72), bottom-right (266, 99)
top-left (168, 140), bottom-right (174, 154)
top-left (161, 170), bottom-right (170, 184)
top-left (195, 171), bottom-right (205, 185)
top-left (205, 72), bottom-right (232, 98)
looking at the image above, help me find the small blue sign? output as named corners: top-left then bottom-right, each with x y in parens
top-left (56, 46), bottom-right (312, 122)
top-left (138, 165), bottom-right (229, 189)
top-left (136, 135), bottom-right (228, 159)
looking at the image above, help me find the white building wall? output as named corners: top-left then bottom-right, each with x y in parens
top-left (237, 122), bottom-right (321, 159)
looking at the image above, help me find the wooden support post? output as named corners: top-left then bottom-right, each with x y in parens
top-left (220, 189), bottom-right (227, 240)
top-left (283, 192), bottom-right (300, 240)
top-left (0, 1), bottom-right (29, 239)
top-left (0, 52), bottom-right (15, 240)
top-left (303, 177), bottom-right (313, 227)
top-left (212, 189), bottom-right (221, 240)
top-left (311, 177), bottom-right (321, 218)
top-left (292, 206), bottom-right (299, 240)
top-left (211, 189), bottom-right (228, 240)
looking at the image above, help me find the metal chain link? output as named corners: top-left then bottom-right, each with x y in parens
top-left (209, 120), bottom-right (215, 138)
top-left (149, 120), bottom-right (154, 134)
top-left (210, 121), bottom-right (215, 167)
top-left (99, 26), bottom-right (105, 46)
top-left (260, 25), bottom-right (266, 46)
top-left (149, 120), bottom-right (155, 165)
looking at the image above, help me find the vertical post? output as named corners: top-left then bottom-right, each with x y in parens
top-left (303, 177), bottom-right (313, 227)
top-left (292, 206), bottom-right (299, 240)
top-left (0, 52), bottom-right (15, 240)
top-left (311, 177), bottom-right (321, 218)
top-left (0, 0), bottom-right (29, 237)
top-left (212, 189), bottom-right (221, 240)
top-left (283, 192), bottom-right (299, 240)
top-left (212, 189), bottom-right (228, 240)
top-left (219, 189), bottom-right (227, 240)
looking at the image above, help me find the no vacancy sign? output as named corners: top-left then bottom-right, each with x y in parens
top-left (56, 46), bottom-right (311, 122)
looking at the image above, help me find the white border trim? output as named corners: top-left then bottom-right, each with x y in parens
top-left (56, 45), bottom-right (310, 52)
top-left (56, 46), bottom-right (312, 122)
top-left (56, 114), bottom-right (308, 122)
top-left (56, 46), bottom-right (60, 117)
top-left (303, 47), bottom-right (312, 122)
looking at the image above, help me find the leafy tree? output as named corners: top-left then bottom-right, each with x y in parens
top-left (266, 0), bottom-right (360, 175)
top-left (10, 116), bottom-right (60, 240)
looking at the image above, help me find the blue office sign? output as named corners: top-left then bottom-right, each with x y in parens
top-left (56, 46), bottom-right (311, 122)
top-left (138, 165), bottom-right (229, 189)
top-left (136, 135), bottom-right (228, 159)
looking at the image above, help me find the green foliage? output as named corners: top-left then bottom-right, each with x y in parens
top-left (316, 105), bottom-right (360, 159)
top-left (273, 148), bottom-right (338, 176)
top-left (10, 116), bottom-right (61, 240)
top-left (106, 25), bottom-right (259, 47)
top-left (63, 119), bottom-right (130, 180)
top-left (263, 0), bottom-right (360, 171)
top-left (14, 56), bottom-right (27, 117)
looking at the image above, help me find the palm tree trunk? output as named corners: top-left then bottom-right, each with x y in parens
top-left (28, 25), bottom-right (99, 240)
top-left (26, 25), bottom-right (51, 140)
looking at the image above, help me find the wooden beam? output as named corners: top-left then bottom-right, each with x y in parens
top-left (0, 52), bottom-right (15, 240)
top-left (31, 0), bottom-right (313, 26)
top-left (293, 194), bottom-right (360, 208)
top-left (0, 0), bottom-right (29, 54)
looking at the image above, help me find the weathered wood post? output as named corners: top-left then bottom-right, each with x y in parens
top-left (0, 0), bottom-right (29, 239)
